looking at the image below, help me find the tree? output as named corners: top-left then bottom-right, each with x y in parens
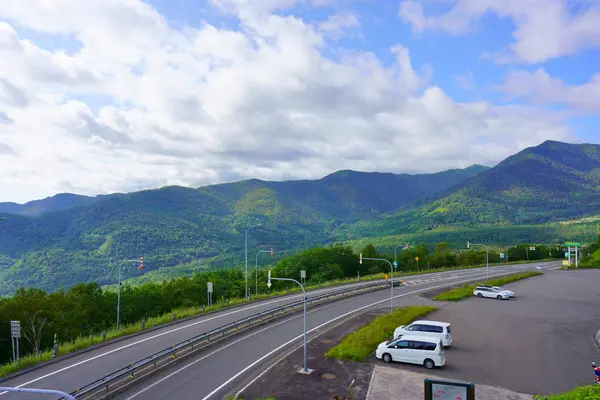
top-left (23, 311), bottom-right (47, 356)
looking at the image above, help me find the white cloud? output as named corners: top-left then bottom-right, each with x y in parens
top-left (499, 68), bottom-right (600, 113)
top-left (0, 0), bottom-right (574, 202)
top-left (318, 12), bottom-right (361, 39)
top-left (399, 0), bottom-right (600, 64)
top-left (454, 70), bottom-right (474, 90)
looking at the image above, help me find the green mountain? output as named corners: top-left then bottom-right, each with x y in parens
top-left (342, 140), bottom-right (600, 237)
top-left (0, 165), bottom-right (487, 295)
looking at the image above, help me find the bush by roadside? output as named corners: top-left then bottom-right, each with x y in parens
top-left (324, 306), bottom-right (438, 362)
top-left (432, 271), bottom-right (542, 301)
top-left (534, 385), bottom-right (600, 399)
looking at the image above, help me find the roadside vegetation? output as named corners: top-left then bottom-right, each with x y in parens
top-left (325, 306), bottom-right (438, 362)
top-left (0, 241), bottom-right (556, 378)
top-left (534, 385), bottom-right (600, 399)
top-left (432, 271), bottom-right (542, 301)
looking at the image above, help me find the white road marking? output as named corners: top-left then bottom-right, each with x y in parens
top-left (1, 263), bottom-right (556, 396)
top-left (181, 265), bottom-right (556, 399)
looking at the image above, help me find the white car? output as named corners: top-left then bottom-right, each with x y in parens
top-left (473, 285), bottom-right (511, 300)
top-left (393, 320), bottom-right (452, 347)
top-left (479, 285), bottom-right (514, 297)
top-left (376, 334), bottom-right (445, 369)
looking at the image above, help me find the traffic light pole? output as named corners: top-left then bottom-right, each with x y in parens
top-left (117, 258), bottom-right (144, 330)
top-left (360, 254), bottom-right (394, 313)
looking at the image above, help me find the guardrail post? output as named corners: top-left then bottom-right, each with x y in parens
top-left (102, 331), bottom-right (107, 342)
top-left (142, 318), bottom-right (146, 330)
top-left (202, 305), bottom-right (206, 312)
top-left (53, 343), bottom-right (59, 358)
top-left (173, 312), bottom-right (177, 321)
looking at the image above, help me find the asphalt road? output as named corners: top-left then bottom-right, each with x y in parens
top-left (372, 268), bottom-right (600, 395)
top-left (0, 263), bottom-right (544, 399)
top-left (110, 261), bottom-right (560, 400)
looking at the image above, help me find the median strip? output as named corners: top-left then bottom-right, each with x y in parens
top-left (432, 271), bottom-right (542, 301)
top-left (324, 306), bottom-right (438, 362)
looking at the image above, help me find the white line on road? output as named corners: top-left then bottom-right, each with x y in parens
top-left (193, 265), bottom-right (558, 399)
top-left (0, 263), bottom-right (554, 396)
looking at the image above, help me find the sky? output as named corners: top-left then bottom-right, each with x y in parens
top-left (0, 0), bottom-right (599, 203)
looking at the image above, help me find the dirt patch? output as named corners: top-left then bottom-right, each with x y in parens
top-left (235, 310), bottom-right (386, 400)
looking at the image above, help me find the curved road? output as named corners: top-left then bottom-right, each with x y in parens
top-left (111, 261), bottom-right (559, 400)
top-left (0, 262), bottom-right (559, 398)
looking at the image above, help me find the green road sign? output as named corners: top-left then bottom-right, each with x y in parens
top-left (564, 242), bottom-right (580, 247)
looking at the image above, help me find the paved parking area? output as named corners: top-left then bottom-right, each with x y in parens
top-left (372, 269), bottom-right (600, 396)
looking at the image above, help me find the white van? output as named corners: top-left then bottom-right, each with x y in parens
top-left (393, 320), bottom-right (452, 347)
top-left (375, 334), bottom-right (445, 369)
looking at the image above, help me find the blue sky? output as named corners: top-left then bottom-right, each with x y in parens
top-left (0, 0), bottom-right (598, 202)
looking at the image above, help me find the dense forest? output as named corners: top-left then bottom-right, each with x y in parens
top-left (0, 242), bottom-right (563, 365)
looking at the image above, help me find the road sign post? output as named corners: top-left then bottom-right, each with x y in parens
top-left (415, 257), bottom-right (419, 271)
top-left (207, 282), bottom-right (213, 307)
top-left (10, 320), bottom-right (20, 366)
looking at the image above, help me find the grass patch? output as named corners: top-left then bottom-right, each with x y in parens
top-left (534, 385), bottom-right (600, 399)
top-left (432, 271), bottom-right (542, 301)
top-left (325, 306), bottom-right (438, 362)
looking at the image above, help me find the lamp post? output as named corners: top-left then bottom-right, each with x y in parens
top-left (360, 254), bottom-right (394, 313)
top-left (116, 258), bottom-right (144, 330)
top-left (467, 241), bottom-right (489, 279)
top-left (267, 272), bottom-right (309, 373)
top-left (245, 224), bottom-right (262, 300)
top-left (393, 243), bottom-right (409, 268)
top-left (255, 249), bottom-right (273, 296)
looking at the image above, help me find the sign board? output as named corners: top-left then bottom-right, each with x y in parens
top-left (564, 242), bottom-right (580, 247)
top-left (10, 321), bottom-right (21, 338)
top-left (565, 252), bottom-right (569, 258)
top-left (300, 270), bottom-right (306, 279)
top-left (415, 257), bottom-right (420, 262)
top-left (393, 261), bottom-right (398, 267)
top-left (207, 282), bottom-right (213, 293)
top-left (424, 378), bottom-right (475, 400)
top-left (359, 253), bottom-right (363, 264)
top-left (500, 253), bottom-right (504, 259)
top-left (267, 270), bottom-right (272, 288)
top-left (529, 246), bottom-right (536, 251)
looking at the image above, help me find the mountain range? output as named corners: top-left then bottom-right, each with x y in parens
top-left (1, 140), bottom-right (600, 295)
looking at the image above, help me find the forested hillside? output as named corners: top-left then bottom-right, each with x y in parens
top-left (0, 165), bottom-right (485, 295)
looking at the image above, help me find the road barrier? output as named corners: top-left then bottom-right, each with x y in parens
top-left (68, 281), bottom-right (390, 399)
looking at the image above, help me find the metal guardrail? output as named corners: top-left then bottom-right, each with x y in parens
top-left (69, 280), bottom-right (389, 399)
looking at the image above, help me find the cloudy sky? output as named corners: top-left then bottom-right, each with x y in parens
top-left (0, 0), bottom-right (598, 203)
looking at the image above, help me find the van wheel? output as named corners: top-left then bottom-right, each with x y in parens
top-left (424, 359), bottom-right (435, 369)
top-left (382, 353), bottom-right (392, 363)
top-left (477, 293), bottom-right (483, 298)
top-left (496, 295), bottom-right (503, 300)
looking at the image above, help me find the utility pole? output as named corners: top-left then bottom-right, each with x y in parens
top-left (245, 224), bottom-right (262, 300)
top-left (360, 254), bottom-right (395, 312)
top-left (467, 241), bottom-right (489, 279)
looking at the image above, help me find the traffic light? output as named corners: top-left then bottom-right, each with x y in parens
top-left (139, 255), bottom-right (145, 271)
top-left (270, 248), bottom-right (274, 256)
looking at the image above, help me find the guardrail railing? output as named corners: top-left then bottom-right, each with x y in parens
top-left (69, 280), bottom-right (389, 399)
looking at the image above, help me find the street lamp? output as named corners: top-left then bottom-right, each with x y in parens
top-left (255, 248), bottom-right (273, 296)
top-left (267, 271), bottom-right (309, 373)
top-left (467, 241), bottom-right (489, 279)
top-left (360, 253), bottom-right (395, 313)
top-left (245, 224), bottom-right (262, 300)
top-left (116, 258), bottom-right (144, 330)
top-left (393, 243), bottom-right (409, 267)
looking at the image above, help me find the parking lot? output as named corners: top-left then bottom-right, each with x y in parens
top-left (374, 269), bottom-right (600, 396)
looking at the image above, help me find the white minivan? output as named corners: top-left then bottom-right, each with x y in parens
top-left (376, 334), bottom-right (445, 369)
top-left (393, 320), bottom-right (452, 347)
